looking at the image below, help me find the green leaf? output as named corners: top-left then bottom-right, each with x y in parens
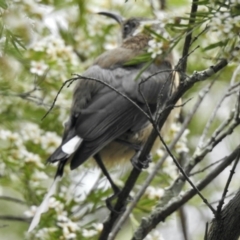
top-left (203, 40), bottom-right (228, 51)
top-left (0, 0), bottom-right (8, 9)
top-left (144, 26), bottom-right (169, 42)
top-left (123, 52), bottom-right (152, 66)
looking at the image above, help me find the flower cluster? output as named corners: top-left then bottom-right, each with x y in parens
top-left (28, 36), bottom-right (79, 80)
top-left (145, 186), bottom-right (164, 200)
top-left (144, 229), bottom-right (165, 240)
top-left (207, 1), bottom-right (240, 61)
top-left (146, 21), bottom-right (172, 59)
top-left (0, 123), bottom-right (61, 186)
top-left (25, 193), bottom-right (104, 240)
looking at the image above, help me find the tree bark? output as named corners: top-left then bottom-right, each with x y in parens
top-left (207, 189), bottom-right (240, 240)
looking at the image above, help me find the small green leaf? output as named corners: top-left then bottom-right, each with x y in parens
top-left (203, 40), bottom-right (228, 51)
top-left (124, 52), bottom-right (152, 66)
top-left (0, 0), bottom-right (8, 9)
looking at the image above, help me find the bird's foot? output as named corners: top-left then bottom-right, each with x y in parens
top-left (131, 150), bottom-right (152, 170)
top-left (106, 188), bottom-right (133, 214)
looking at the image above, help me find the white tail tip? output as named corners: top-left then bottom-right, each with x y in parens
top-left (28, 176), bottom-right (61, 232)
top-left (62, 136), bottom-right (82, 155)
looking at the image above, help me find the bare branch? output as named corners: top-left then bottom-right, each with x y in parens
top-left (41, 77), bottom-right (75, 120)
top-left (100, 59), bottom-right (228, 240)
top-left (190, 157), bottom-right (224, 176)
top-left (207, 184), bottom-right (240, 239)
top-left (132, 145), bottom-right (240, 240)
top-left (198, 81), bottom-right (240, 149)
top-left (180, 0), bottom-right (199, 73)
top-left (216, 150), bottom-right (240, 214)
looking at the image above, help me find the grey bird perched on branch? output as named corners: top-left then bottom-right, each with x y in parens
top-left (28, 12), bottom-right (180, 231)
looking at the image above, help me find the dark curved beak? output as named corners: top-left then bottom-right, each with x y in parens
top-left (98, 11), bottom-right (123, 25)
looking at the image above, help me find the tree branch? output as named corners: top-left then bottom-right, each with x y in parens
top-left (99, 59), bottom-right (228, 240)
top-left (207, 185), bottom-right (240, 239)
top-left (132, 145), bottom-right (240, 239)
top-left (216, 150), bottom-right (240, 215)
top-left (180, 0), bottom-right (199, 73)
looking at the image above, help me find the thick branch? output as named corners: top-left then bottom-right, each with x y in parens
top-left (207, 187), bottom-right (240, 240)
top-left (99, 59), bottom-right (228, 240)
top-left (132, 145), bottom-right (240, 240)
top-left (180, 0), bottom-right (199, 73)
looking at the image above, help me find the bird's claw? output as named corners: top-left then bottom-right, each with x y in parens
top-left (106, 189), bottom-right (133, 214)
top-left (131, 151), bottom-right (152, 170)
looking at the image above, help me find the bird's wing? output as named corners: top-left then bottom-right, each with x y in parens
top-left (69, 61), bottom-right (173, 169)
top-left (48, 48), bottom-right (173, 169)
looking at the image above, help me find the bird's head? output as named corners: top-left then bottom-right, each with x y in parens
top-left (98, 11), bottom-right (162, 41)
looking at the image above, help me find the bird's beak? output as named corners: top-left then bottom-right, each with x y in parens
top-left (98, 11), bottom-right (123, 25)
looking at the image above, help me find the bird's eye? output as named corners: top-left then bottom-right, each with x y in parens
top-left (124, 23), bottom-right (130, 33)
top-left (123, 21), bottom-right (137, 38)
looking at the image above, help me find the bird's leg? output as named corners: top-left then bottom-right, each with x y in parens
top-left (131, 148), bottom-right (152, 170)
top-left (115, 139), bottom-right (152, 170)
top-left (94, 153), bottom-right (123, 213)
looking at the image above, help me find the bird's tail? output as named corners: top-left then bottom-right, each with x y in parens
top-left (27, 160), bottom-right (66, 232)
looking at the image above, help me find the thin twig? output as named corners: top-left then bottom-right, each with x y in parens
top-left (189, 158), bottom-right (224, 176)
top-left (209, 192), bottom-right (236, 205)
top-left (190, 25), bottom-right (209, 46)
top-left (156, 128), bottom-right (216, 214)
top-left (180, 0), bottom-right (199, 73)
top-left (216, 89), bottom-right (240, 217)
top-left (41, 78), bottom-right (75, 120)
top-left (186, 114), bottom-right (240, 175)
top-left (198, 81), bottom-right (240, 149)
top-left (216, 131), bottom-right (240, 214)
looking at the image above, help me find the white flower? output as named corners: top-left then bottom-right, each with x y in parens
top-left (156, 149), bottom-right (164, 158)
top-left (48, 197), bottom-right (64, 213)
top-left (34, 227), bottom-right (57, 239)
top-left (30, 60), bottom-right (48, 76)
top-left (175, 141), bottom-right (189, 153)
top-left (40, 131), bottom-right (61, 153)
top-left (145, 186), bottom-right (164, 200)
top-left (32, 40), bottom-right (46, 52)
top-left (24, 205), bottom-right (37, 218)
top-left (0, 129), bottom-right (12, 140)
top-left (32, 170), bottom-right (48, 181)
top-left (82, 229), bottom-right (98, 237)
top-left (21, 122), bottom-right (42, 143)
top-left (57, 215), bottom-right (80, 239)
top-left (144, 229), bottom-right (165, 240)
top-left (24, 151), bottom-right (44, 168)
top-left (148, 39), bottom-right (163, 59)
top-left (92, 223), bottom-right (103, 232)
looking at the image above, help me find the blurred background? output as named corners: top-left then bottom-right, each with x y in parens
top-left (0, 0), bottom-right (240, 239)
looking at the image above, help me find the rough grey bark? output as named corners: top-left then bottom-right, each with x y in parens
top-left (207, 189), bottom-right (240, 240)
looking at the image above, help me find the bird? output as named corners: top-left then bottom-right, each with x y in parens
top-left (28, 12), bottom-right (180, 232)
